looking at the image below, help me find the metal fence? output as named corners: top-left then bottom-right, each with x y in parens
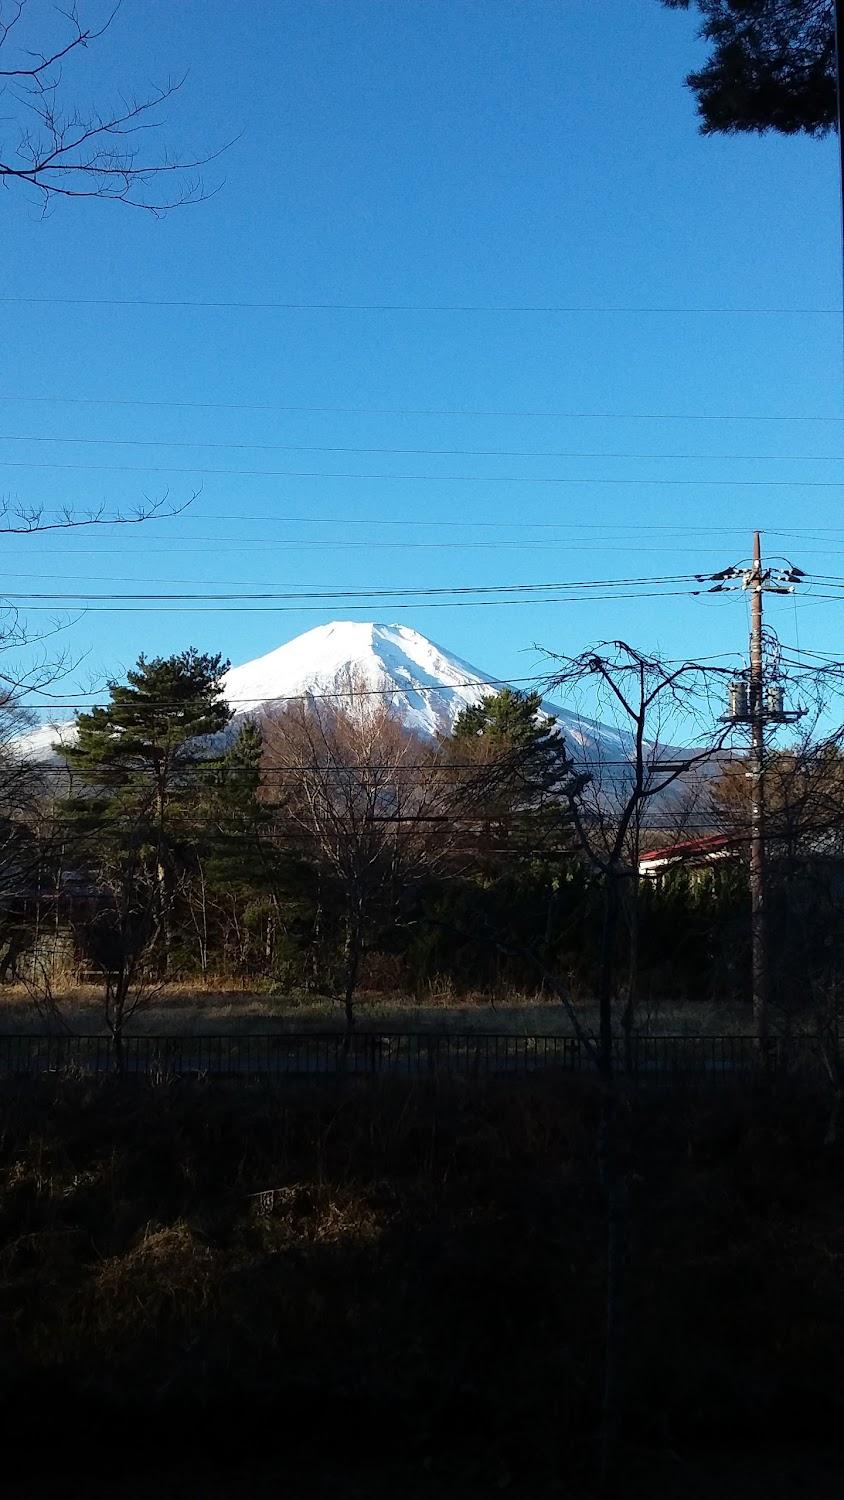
top-left (0, 1030), bottom-right (830, 1082)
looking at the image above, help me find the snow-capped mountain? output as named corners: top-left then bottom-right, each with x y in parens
top-left (221, 621), bottom-right (712, 803)
top-left (221, 618), bottom-right (657, 775)
top-left (221, 620), bottom-right (495, 739)
top-left (13, 622), bottom-right (708, 797)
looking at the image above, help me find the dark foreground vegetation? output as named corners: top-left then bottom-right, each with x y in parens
top-left (1, 1074), bottom-right (842, 1496)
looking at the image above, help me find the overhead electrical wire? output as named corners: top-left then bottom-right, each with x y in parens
top-left (5, 459), bottom-right (844, 487)
top-left (1, 295), bottom-right (837, 314)
top-left (11, 589), bottom-right (704, 613)
top-left (0, 541), bottom-right (783, 560)
top-left (15, 662), bottom-right (739, 710)
top-left (0, 515), bottom-right (826, 538)
top-left (3, 393), bottom-right (840, 422)
top-left (0, 573), bottom-right (700, 602)
top-left (0, 567), bottom-right (768, 586)
top-left (2, 433), bottom-right (843, 463)
top-left (0, 542), bottom-right (813, 560)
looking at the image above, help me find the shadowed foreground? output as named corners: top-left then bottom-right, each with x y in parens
top-left (0, 1076), bottom-right (842, 1496)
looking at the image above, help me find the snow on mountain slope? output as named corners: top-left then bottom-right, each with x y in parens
top-left (11, 719), bottom-right (78, 763)
top-left (222, 620), bottom-right (642, 771)
top-left (223, 621), bottom-right (506, 739)
top-left (12, 622), bottom-right (702, 791)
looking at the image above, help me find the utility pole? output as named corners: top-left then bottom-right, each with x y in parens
top-left (748, 530), bottom-right (768, 1044)
top-left (705, 535), bottom-right (804, 1042)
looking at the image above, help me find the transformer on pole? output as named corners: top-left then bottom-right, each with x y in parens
top-left (707, 533), bottom-right (804, 1043)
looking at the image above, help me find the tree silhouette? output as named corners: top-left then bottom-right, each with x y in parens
top-left (661, 1), bottom-right (836, 136)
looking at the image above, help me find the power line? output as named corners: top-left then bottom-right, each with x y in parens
top-left (2, 296), bottom-right (837, 314)
top-left (3, 393), bottom-right (840, 422)
top-left (0, 516), bottom-right (765, 533)
top-left (11, 672), bottom-right (552, 709)
top-left (6, 459), bottom-right (844, 487)
top-left (0, 574), bottom-right (699, 602)
top-left (10, 589), bottom-right (704, 613)
top-left (0, 543), bottom-right (770, 560)
top-left (14, 665), bottom-right (738, 710)
top-left (0, 566), bottom-right (773, 586)
top-left (3, 432), bottom-right (844, 463)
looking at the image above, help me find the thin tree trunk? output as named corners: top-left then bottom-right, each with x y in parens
top-left (598, 1085), bottom-right (627, 1491)
top-left (342, 913), bottom-right (361, 1039)
top-left (155, 780), bottom-right (171, 977)
top-left (620, 874), bottom-right (640, 1074)
top-left (156, 858), bottom-right (171, 976)
top-left (597, 874), bottom-right (620, 1081)
top-left (108, 966), bottom-right (129, 1076)
top-left (540, 880), bottom-right (558, 989)
top-left (595, 871), bottom-right (628, 1489)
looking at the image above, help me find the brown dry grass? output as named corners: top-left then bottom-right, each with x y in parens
top-left (0, 979), bottom-right (757, 1037)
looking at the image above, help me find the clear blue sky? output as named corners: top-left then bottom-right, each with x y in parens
top-left (3, 0), bottom-right (842, 714)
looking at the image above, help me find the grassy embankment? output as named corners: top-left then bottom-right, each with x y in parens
top-left (1, 1073), bottom-right (842, 1496)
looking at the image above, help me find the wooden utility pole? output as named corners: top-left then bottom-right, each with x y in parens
top-left (715, 538), bottom-right (803, 1039)
top-left (748, 530), bottom-right (768, 1044)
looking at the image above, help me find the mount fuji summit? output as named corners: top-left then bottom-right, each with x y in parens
top-left (224, 620), bottom-right (524, 740)
top-left (222, 620), bottom-right (628, 764)
top-left (16, 621), bottom-right (671, 778)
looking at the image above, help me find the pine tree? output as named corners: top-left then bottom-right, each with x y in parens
top-left (64, 648), bottom-right (232, 799)
top-left (201, 718), bottom-right (270, 900)
top-left (447, 687), bottom-right (580, 866)
top-left (451, 686), bottom-right (577, 803)
top-left (662, 1), bottom-right (835, 137)
top-left (184, 717), bottom-right (275, 977)
top-left (60, 649), bottom-right (231, 973)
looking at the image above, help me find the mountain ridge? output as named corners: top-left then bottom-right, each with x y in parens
top-left (12, 621), bottom-right (690, 785)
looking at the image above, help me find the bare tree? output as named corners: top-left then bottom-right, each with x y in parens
top-left (540, 640), bottom-right (728, 1489)
top-left (68, 799), bottom-right (174, 1071)
top-left (0, 607), bottom-right (85, 975)
top-left (0, 690), bottom-right (41, 974)
top-left (544, 640), bottom-right (728, 1076)
top-left (0, 0), bottom-right (225, 212)
top-left (261, 678), bottom-right (460, 1033)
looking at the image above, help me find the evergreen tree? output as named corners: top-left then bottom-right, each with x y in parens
top-left (64, 649), bottom-right (232, 806)
top-left (446, 687), bottom-right (580, 871)
top-left (60, 649), bottom-right (231, 971)
top-left (191, 718), bottom-right (274, 971)
top-left (450, 687), bottom-right (578, 810)
top-left (662, 1), bottom-right (835, 137)
top-left (192, 716), bottom-right (268, 895)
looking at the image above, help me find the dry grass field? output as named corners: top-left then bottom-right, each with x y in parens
top-left (0, 979), bottom-right (760, 1037)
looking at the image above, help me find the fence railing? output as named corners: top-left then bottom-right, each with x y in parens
top-left (0, 1030), bottom-right (831, 1081)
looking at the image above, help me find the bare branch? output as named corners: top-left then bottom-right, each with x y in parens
top-left (0, 2), bottom-right (228, 210)
top-left (0, 486), bottom-right (197, 534)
